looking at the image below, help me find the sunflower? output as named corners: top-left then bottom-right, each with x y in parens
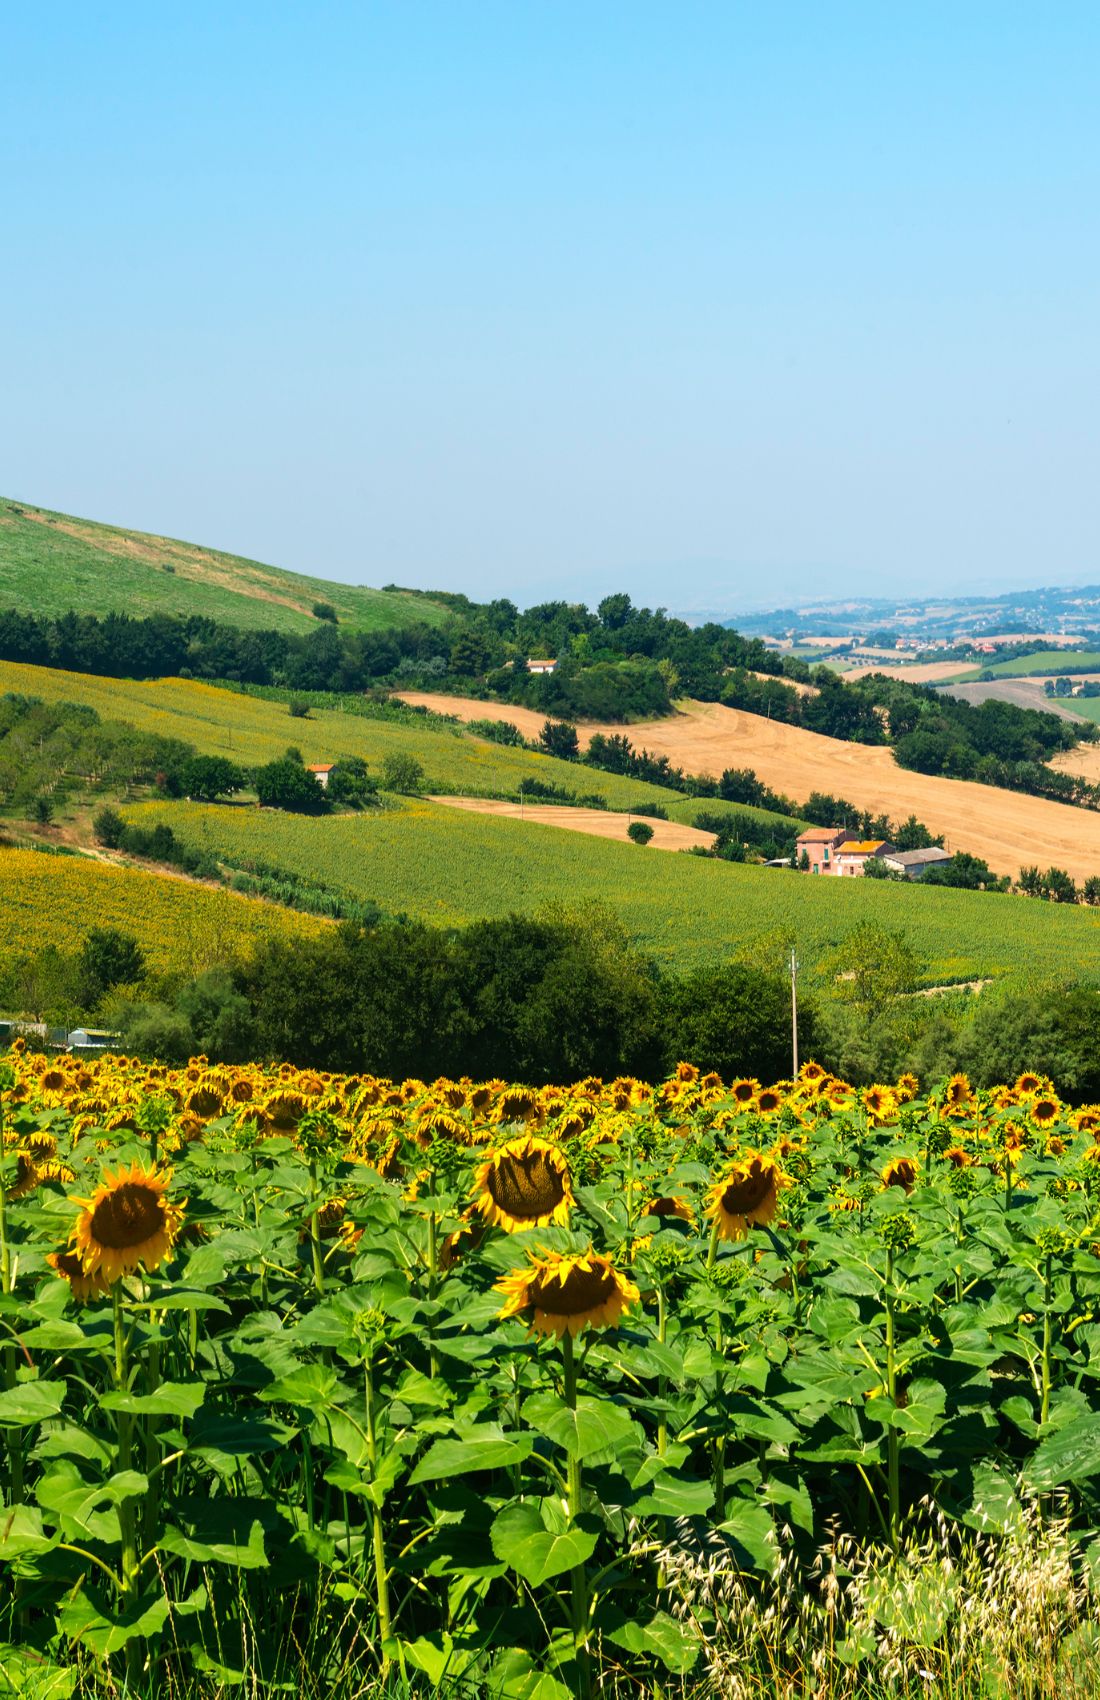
top-left (1014, 1072), bottom-right (1044, 1098)
top-left (641, 1194), bottom-right (695, 1225)
top-left (944, 1145), bottom-right (973, 1168)
top-left (729, 1078), bottom-right (759, 1107)
top-left (881, 1156), bottom-right (918, 1193)
top-left (895, 1072), bottom-right (919, 1103)
top-left (1029, 1095), bottom-right (1061, 1128)
top-left (5, 1150), bottom-right (41, 1200)
top-left (1071, 1107), bottom-right (1100, 1134)
top-left (706, 1153), bottom-right (789, 1241)
top-left (755, 1087), bottom-right (783, 1116)
top-left (71, 1162), bottom-right (186, 1284)
top-left (495, 1246), bottom-right (640, 1338)
top-left (473, 1135), bottom-right (573, 1233)
top-left (861, 1085), bottom-right (897, 1123)
top-left (261, 1091), bottom-right (310, 1135)
top-left (944, 1073), bottom-right (972, 1109)
top-left (46, 1248), bottom-right (112, 1304)
top-left (798, 1061), bottom-right (826, 1084)
top-left (674, 1062), bottom-right (699, 1084)
top-left (494, 1086), bottom-right (541, 1124)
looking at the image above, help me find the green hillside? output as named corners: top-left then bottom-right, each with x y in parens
top-left (122, 797), bottom-right (1100, 987)
top-left (0, 658), bottom-right (678, 810)
top-left (0, 497), bottom-right (451, 633)
top-left (953, 650), bottom-right (1100, 682)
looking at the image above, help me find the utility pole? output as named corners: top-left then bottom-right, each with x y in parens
top-left (790, 947), bottom-right (800, 1077)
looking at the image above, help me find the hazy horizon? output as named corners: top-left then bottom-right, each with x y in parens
top-left (3, 4), bottom-right (1098, 614)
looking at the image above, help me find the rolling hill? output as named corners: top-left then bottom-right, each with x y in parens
top-left (399, 692), bottom-right (1100, 884)
top-left (0, 497), bottom-right (451, 633)
top-left (121, 797), bottom-right (1100, 988)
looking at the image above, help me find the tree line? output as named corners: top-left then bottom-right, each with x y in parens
top-left (10, 910), bottom-right (1100, 1104)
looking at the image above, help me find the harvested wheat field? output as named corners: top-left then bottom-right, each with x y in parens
top-left (401, 693), bottom-right (1100, 883)
top-left (839, 660), bottom-right (970, 683)
top-left (428, 795), bottom-right (716, 851)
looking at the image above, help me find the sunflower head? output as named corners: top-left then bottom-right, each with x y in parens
top-left (1029, 1095), bottom-right (1061, 1128)
top-left (881, 1156), bottom-right (918, 1194)
top-left (730, 1078), bottom-right (760, 1106)
top-left (706, 1152), bottom-right (789, 1241)
top-left (944, 1073), bottom-right (972, 1108)
top-left (944, 1145), bottom-right (973, 1169)
top-left (755, 1088), bottom-right (783, 1116)
top-left (71, 1161), bottom-right (186, 1284)
top-left (495, 1246), bottom-right (640, 1338)
top-left (895, 1072), bottom-right (919, 1103)
top-left (642, 1194), bottom-right (695, 1225)
top-left (473, 1135), bottom-right (573, 1233)
top-left (1014, 1073), bottom-right (1044, 1098)
top-left (47, 1248), bottom-right (112, 1304)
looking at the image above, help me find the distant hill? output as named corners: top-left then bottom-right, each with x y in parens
top-left (0, 497), bottom-right (452, 634)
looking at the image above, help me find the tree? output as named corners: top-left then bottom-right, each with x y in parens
top-left (1040, 866), bottom-right (1078, 904)
top-left (449, 629), bottom-right (489, 677)
top-left (661, 964), bottom-right (814, 1082)
top-left (79, 928), bottom-right (145, 1002)
top-left (93, 806), bottom-right (126, 849)
top-left (1083, 876), bottom-right (1100, 907)
top-left (254, 751), bottom-right (327, 813)
top-left (312, 602), bottom-right (338, 623)
top-left (830, 922), bottom-right (920, 1012)
top-left (177, 967), bottom-right (256, 1060)
top-left (627, 821), bottom-right (654, 846)
top-left (328, 756), bottom-right (379, 808)
top-left (179, 756), bottom-right (244, 802)
top-left (539, 720), bottom-right (580, 761)
top-left (288, 698), bottom-right (312, 719)
top-left (380, 753), bottom-right (425, 794)
top-left (597, 593), bottom-right (633, 630)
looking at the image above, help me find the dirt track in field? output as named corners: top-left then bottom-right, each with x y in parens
top-left (840, 661), bottom-right (971, 683)
top-left (400, 694), bottom-right (1100, 883)
top-left (428, 796), bottom-right (716, 852)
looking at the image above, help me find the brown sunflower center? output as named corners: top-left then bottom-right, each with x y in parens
top-left (489, 1150), bottom-right (567, 1219)
top-left (90, 1183), bottom-right (165, 1249)
top-left (531, 1263), bottom-right (615, 1316)
top-left (54, 1250), bottom-right (85, 1280)
top-left (720, 1164), bottom-right (772, 1215)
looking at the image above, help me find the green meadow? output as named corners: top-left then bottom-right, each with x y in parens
top-left (0, 497), bottom-right (450, 632)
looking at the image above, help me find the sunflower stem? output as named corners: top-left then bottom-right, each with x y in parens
top-left (112, 1284), bottom-right (142, 1685)
top-left (884, 1246), bottom-right (900, 1554)
top-left (364, 1354), bottom-right (393, 1669)
top-left (561, 1331), bottom-right (591, 1700)
top-left (308, 1158), bottom-right (325, 1293)
top-left (1040, 1253), bottom-right (1054, 1428)
top-left (426, 1195), bottom-right (439, 1379)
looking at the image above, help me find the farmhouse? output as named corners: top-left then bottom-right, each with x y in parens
top-left (526, 658), bottom-right (557, 674)
top-left (307, 762), bottom-right (335, 789)
top-left (795, 826), bottom-right (847, 873)
top-left (833, 839), bottom-right (894, 876)
top-left (881, 845), bottom-right (953, 880)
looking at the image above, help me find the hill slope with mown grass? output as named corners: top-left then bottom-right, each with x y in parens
top-left (0, 497), bottom-right (451, 633)
top-left (121, 798), bottom-right (1100, 987)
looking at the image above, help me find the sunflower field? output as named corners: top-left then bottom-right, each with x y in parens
top-left (2, 1048), bottom-right (1100, 1698)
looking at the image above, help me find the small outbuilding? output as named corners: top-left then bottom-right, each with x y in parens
top-left (881, 846), bottom-right (953, 880)
top-left (307, 763), bottom-right (336, 790)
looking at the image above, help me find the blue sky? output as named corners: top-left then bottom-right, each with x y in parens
top-left (2, 4), bottom-right (1097, 614)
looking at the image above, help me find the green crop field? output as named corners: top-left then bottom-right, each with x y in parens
top-left (122, 798), bottom-right (1100, 986)
top-left (954, 650), bottom-right (1100, 681)
top-left (662, 795), bottom-right (811, 834)
top-left (0, 497), bottom-right (451, 633)
top-left (0, 659), bottom-right (676, 809)
top-left (0, 844), bottom-right (322, 987)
